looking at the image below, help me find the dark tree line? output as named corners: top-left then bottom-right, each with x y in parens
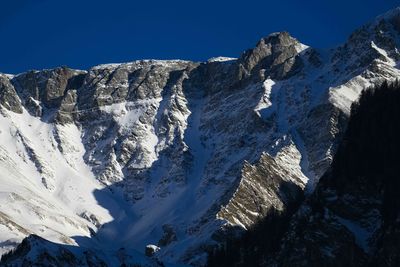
top-left (207, 80), bottom-right (400, 266)
top-left (329, 80), bottom-right (400, 223)
top-left (207, 200), bottom-right (303, 267)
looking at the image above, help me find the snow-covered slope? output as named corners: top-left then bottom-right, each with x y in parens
top-left (1, 7), bottom-right (400, 266)
top-left (273, 74), bottom-right (400, 267)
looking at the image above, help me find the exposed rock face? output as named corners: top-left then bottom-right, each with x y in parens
top-left (0, 74), bottom-right (23, 114)
top-left (0, 7), bottom-right (400, 267)
top-left (236, 32), bottom-right (306, 81)
top-left (274, 81), bottom-right (400, 267)
top-left (218, 150), bottom-right (304, 229)
top-left (11, 67), bottom-right (86, 116)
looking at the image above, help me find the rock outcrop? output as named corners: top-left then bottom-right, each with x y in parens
top-left (0, 7), bottom-right (400, 267)
top-left (274, 80), bottom-right (400, 267)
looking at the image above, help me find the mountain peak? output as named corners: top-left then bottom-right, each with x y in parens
top-left (236, 31), bottom-right (306, 81)
top-left (261, 31), bottom-right (297, 45)
top-left (1, 7), bottom-right (400, 267)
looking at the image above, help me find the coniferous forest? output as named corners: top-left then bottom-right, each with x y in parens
top-left (329, 80), bottom-right (400, 223)
top-left (207, 80), bottom-right (400, 267)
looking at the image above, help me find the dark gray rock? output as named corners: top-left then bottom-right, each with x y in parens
top-left (1, 7), bottom-right (400, 266)
top-left (236, 32), bottom-right (304, 82)
top-left (0, 75), bottom-right (23, 113)
top-left (217, 152), bottom-right (304, 228)
top-left (56, 89), bottom-right (78, 124)
top-left (11, 67), bottom-right (86, 117)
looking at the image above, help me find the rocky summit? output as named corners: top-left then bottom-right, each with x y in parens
top-left (0, 7), bottom-right (400, 267)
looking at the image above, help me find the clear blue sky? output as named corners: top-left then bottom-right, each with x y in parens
top-left (1, 0), bottom-right (399, 73)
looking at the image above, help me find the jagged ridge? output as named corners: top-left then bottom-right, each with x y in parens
top-left (0, 7), bottom-right (400, 266)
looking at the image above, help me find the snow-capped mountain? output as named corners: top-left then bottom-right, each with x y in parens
top-left (1, 7), bottom-right (400, 266)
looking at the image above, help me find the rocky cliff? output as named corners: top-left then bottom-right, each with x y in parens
top-left (0, 7), bottom-right (400, 267)
top-left (274, 80), bottom-right (400, 267)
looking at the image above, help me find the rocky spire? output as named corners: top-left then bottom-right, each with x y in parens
top-left (236, 32), bottom-right (307, 81)
top-left (0, 74), bottom-right (23, 114)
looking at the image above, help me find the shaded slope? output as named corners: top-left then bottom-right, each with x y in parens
top-left (1, 7), bottom-right (400, 266)
top-left (207, 81), bottom-right (400, 267)
top-left (276, 80), bottom-right (400, 267)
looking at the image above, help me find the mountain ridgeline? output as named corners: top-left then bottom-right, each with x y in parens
top-left (1, 7), bottom-right (400, 267)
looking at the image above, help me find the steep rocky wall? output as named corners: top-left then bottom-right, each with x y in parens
top-left (0, 8), bottom-right (400, 265)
